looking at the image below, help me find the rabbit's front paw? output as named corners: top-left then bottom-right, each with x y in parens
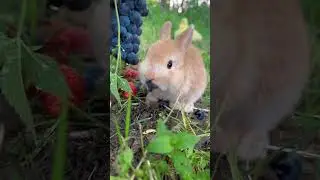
top-left (145, 93), bottom-right (158, 107)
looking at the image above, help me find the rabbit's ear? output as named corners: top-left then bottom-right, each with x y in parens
top-left (159, 21), bottom-right (172, 40)
top-left (176, 26), bottom-right (193, 52)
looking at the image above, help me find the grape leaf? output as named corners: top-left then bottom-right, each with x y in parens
top-left (117, 76), bottom-right (132, 93)
top-left (147, 135), bottom-right (173, 154)
top-left (0, 40), bottom-right (34, 135)
top-left (110, 72), bottom-right (121, 104)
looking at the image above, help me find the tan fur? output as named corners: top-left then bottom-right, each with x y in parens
top-left (212, 0), bottom-right (310, 160)
top-left (139, 21), bottom-right (207, 113)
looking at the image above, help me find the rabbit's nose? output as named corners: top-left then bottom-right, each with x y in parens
top-left (146, 79), bottom-right (158, 92)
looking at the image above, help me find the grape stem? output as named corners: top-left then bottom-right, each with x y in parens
top-left (114, 0), bottom-right (122, 75)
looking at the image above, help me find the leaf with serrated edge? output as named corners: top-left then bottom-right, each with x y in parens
top-left (147, 135), bottom-right (173, 154)
top-left (171, 151), bottom-right (194, 179)
top-left (110, 72), bottom-right (121, 104)
top-left (172, 132), bottom-right (200, 151)
top-left (156, 120), bottom-right (173, 137)
top-left (33, 54), bottom-right (70, 99)
top-left (117, 76), bottom-right (132, 93)
top-left (0, 40), bottom-right (34, 134)
top-left (22, 43), bottom-right (70, 99)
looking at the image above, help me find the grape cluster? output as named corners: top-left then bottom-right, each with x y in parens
top-left (110, 0), bottom-right (149, 65)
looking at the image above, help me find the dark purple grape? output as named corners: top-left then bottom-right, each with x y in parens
top-left (129, 10), bottom-right (141, 24)
top-left (120, 16), bottom-right (130, 27)
top-left (137, 28), bottom-right (142, 36)
top-left (132, 35), bottom-right (140, 45)
top-left (141, 8), bottom-right (149, 16)
top-left (120, 26), bottom-right (128, 35)
top-left (121, 51), bottom-right (127, 60)
top-left (128, 24), bottom-right (138, 34)
top-left (119, 3), bottom-right (130, 16)
top-left (123, 0), bottom-right (134, 9)
top-left (111, 37), bottom-right (118, 47)
top-left (121, 32), bottom-right (133, 43)
top-left (127, 52), bottom-right (138, 64)
top-left (123, 43), bottom-right (133, 53)
top-left (133, 44), bottom-right (139, 53)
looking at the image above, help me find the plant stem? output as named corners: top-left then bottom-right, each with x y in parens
top-left (17, 0), bottom-right (27, 38)
top-left (125, 94), bottom-right (132, 139)
top-left (114, 0), bottom-right (122, 75)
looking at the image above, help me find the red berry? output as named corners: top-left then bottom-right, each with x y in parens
top-left (59, 65), bottom-right (85, 105)
top-left (123, 68), bottom-right (139, 81)
top-left (39, 65), bottom-right (85, 117)
top-left (40, 92), bottom-right (61, 117)
top-left (122, 82), bottom-right (138, 99)
top-left (129, 82), bottom-right (138, 96)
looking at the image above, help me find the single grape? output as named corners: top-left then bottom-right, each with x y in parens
top-left (129, 10), bottom-right (141, 24)
top-left (120, 16), bottom-right (130, 27)
top-left (120, 26), bottom-right (128, 35)
top-left (119, 2), bottom-right (130, 16)
top-left (123, 43), bottom-right (133, 53)
top-left (127, 52), bottom-right (138, 64)
top-left (141, 8), bottom-right (149, 16)
top-left (137, 28), bottom-right (142, 36)
top-left (132, 35), bottom-right (140, 45)
top-left (111, 37), bottom-right (118, 47)
top-left (124, 0), bottom-right (135, 9)
top-left (129, 25), bottom-right (138, 34)
top-left (133, 44), bottom-right (139, 53)
top-left (121, 32), bottom-right (133, 43)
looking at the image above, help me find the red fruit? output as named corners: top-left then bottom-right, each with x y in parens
top-left (122, 82), bottom-right (138, 99)
top-left (42, 26), bottom-right (94, 64)
top-left (41, 93), bottom-right (61, 117)
top-left (39, 65), bottom-right (85, 117)
top-left (59, 65), bottom-right (85, 105)
top-left (123, 67), bottom-right (139, 81)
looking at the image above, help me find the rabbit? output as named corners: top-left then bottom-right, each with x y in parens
top-left (138, 21), bottom-right (208, 113)
top-left (212, 0), bottom-right (311, 161)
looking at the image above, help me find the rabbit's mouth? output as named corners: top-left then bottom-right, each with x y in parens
top-left (146, 80), bottom-right (159, 92)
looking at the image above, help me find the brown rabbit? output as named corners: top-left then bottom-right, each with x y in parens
top-left (139, 21), bottom-right (208, 113)
top-left (212, 0), bottom-right (310, 160)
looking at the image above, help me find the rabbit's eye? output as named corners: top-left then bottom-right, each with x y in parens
top-left (167, 60), bottom-right (173, 69)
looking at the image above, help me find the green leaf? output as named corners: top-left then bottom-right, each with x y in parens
top-left (21, 48), bottom-right (70, 100)
top-left (117, 76), bottom-right (132, 93)
top-left (147, 135), bottom-right (173, 154)
top-left (171, 151), bottom-right (194, 179)
top-left (117, 147), bottom-right (133, 175)
top-left (153, 160), bottom-right (169, 175)
top-left (156, 120), bottom-right (173, 137)
top-left (194, 169), bottom-right (210, 180)
top-left (0, 40), bottom-right (35, 135)
top-left (33, 54), bottom-right (70, 99)
top-left (110, 72), bottom-right (121, 104)
top-left (172, 132), bottom-right (200, 151)
top-left (110, 176), bottom-right (128, 180)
